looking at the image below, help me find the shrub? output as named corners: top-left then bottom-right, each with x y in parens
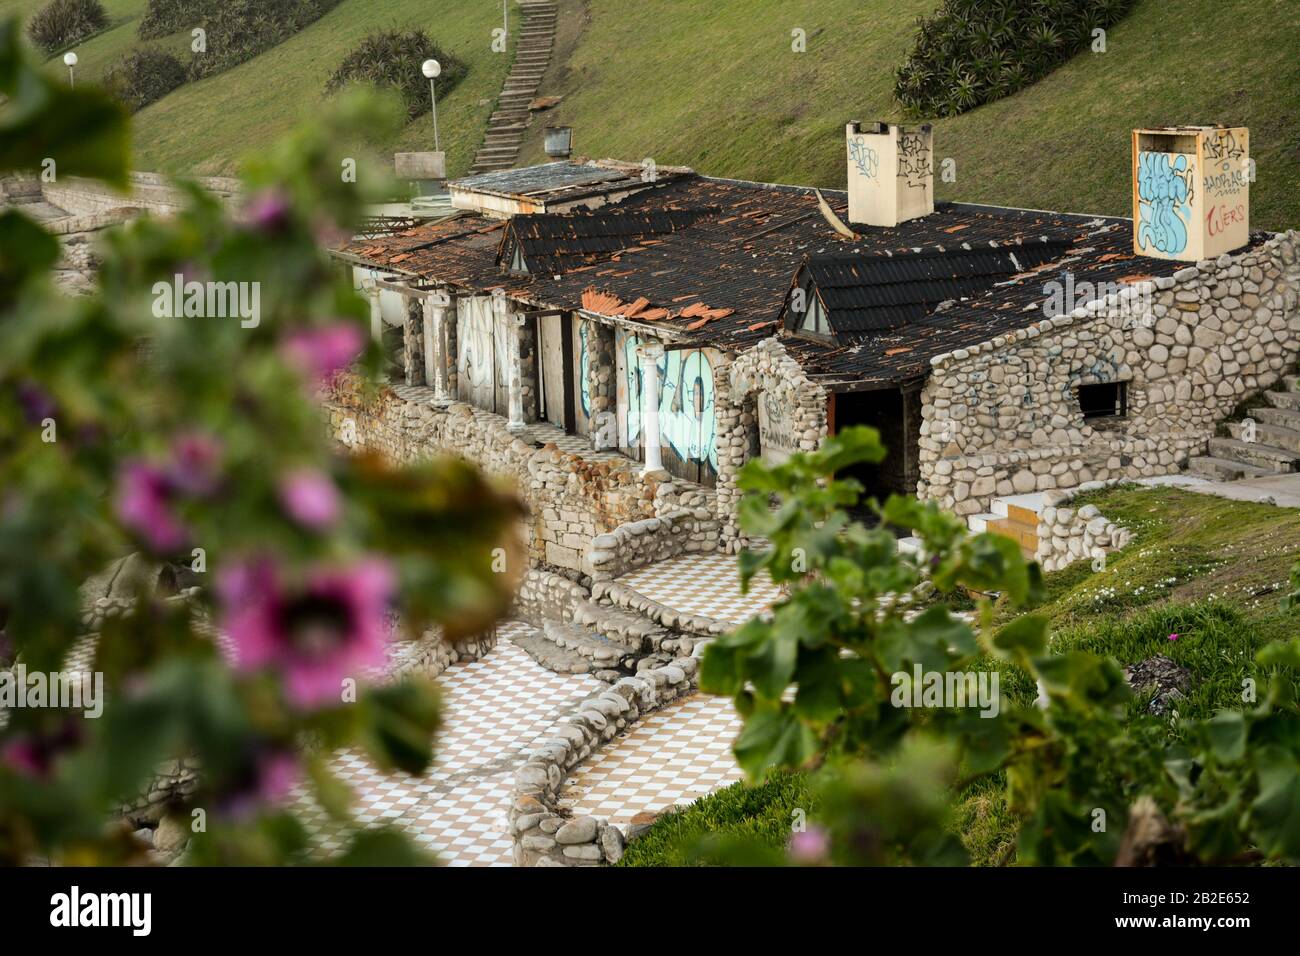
top-left (187, 0), bottom-right (342, 81)
top-left (138, 0), bottom-right (215, 41)
top-left (895, 0), bottom-right (1138, 117)
top-left (26, 0), bottom-right (108, 55)
top-left (326, 29), bottom-right (468, 119)
top-left (104, 47), bottom-right (187, 112)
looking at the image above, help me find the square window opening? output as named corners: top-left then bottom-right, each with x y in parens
top-left (1078, 381), bottom-right (1127, 420)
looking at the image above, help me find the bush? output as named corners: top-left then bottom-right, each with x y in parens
top-left (187, 0), bottom-right (342, 81)
top-left (104, 47), bottom-right (187, 112)
top-left (326, 29), bottom-right (468, 120)
top-left (895, 0), bottom-right (1138, 117)
top-left (26, 0), bottom-right (108, 55)
top-left (138, 0), bottom-right (215, 40)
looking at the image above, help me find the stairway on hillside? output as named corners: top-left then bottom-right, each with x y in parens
top-left (1191, 375), bottom-right (1300, 480)
top-left (467, 0), bottom-right (558, 176)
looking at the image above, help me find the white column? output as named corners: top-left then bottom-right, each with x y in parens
top-left (422, 295), bottom-right (451, 404)
top-left (366, 283), bottom-right (386, 382)
top-left (638, 342), bottom-right (667, 477)
top-left (506, 312), bottom-right (526, 433)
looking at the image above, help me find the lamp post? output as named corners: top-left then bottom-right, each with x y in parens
top-left (63, 50), bottom-right (77, 87)
top-left (421, 59), bottom-right (441, 151)
top-left (503, 0), bottom-right (508, 41)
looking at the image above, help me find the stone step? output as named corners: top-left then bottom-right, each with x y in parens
top-left (1187, 455), bottom-right (1272, 481)
top-left (1264, 390), bottom-right (1300, 411)
top-left (967, 513), bottom-right (1001, 534)
top-left (541, 621), bottom-right (636, 670)
top-left (572, 599), bottom-right (667, 653)
top-left (896, 536), bottom-right (923, 556)
top-left (1254, 406), bottom-right (1300, 430)
top-left (1228, 421), bottom-right (1300, 455)
top-left (511, 627), bottom-right (602, 675)
top-left (1207, 437), bottom-right (1299, 472)
top-left (1284, 375), bottom-right (1300, 391)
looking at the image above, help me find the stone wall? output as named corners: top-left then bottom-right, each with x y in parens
top-left (42, 172), bottom-right (241, 217)
top-left (508, 655), bottom-right (698, 866)
top-left (513, 568), bottom-right (591, 625)
top-left (1035, 490), bottom-right (1132, 573)
top-left (919, 232), bottom-right (1300, 516)
top-left (325, 375), bottom-right (662, 575)
top-left (717, 339), bottom-right (830, 549)
top-left (588, 483), bottom-right (721, 581)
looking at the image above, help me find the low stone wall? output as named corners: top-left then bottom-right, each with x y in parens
top-left (920, 231), bottom-right (1300, 516)
top-left (513, 568), bottom-right (591, 625)
top-left (43, 172), bottom-right (241, 218)
top-left (1035, 490), bottom-right (1132, 573)
top-left (587, 504), bottom-right (721, 581)
top-left (508, 656), bottom-right (698, 866)
top-left (325, 376), bottom-right (661, 574)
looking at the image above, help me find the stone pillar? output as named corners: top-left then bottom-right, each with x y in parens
top-left (423, 293), bottom-right (451, 404)
top-left (403, 296), bottom-right (425, 386)
top-left (507, 310), bottom-right (527, 433)
top-left (638, 342), bottom-right (667, 477)
top-left (366, 283), bottom-right (386, 382)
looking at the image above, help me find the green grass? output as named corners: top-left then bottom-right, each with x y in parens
top-left (624, 486), bottom-right (1300, 866)
top-left (519, 0), bottom-right (1300, 230)
top-left (3, 0), bottom-right (518, 178)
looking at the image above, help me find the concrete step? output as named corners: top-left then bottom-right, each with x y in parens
top-left (1228, 421), bottom-right (1300, 455)
top-left (1254, 406), bottom-right (1300, 430)
top-left (1284, 375), bottom-right (1300, 391)
top-left (1264, 390), bottom-right (1300, 411)
top-left (1187, 455), bottom-right (1272, 480)
top-left (967, 513), bottom-right (1000, 534)
top-left (896, 536), bottom-right (923, 556)
top-left (1207, 437), bottom-right (1299, 472)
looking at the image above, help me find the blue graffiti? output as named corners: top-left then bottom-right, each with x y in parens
top-left (578, 322), bottom-right (591, 416)
top-left (1137, 152), bottom-right (1192, 255)
top-left (624, 335), bottom-right (717, 471)
top-left (849, 139), bottom-right (879, 179)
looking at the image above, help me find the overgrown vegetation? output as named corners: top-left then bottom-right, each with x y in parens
top-left (895, 0), bottom-right (1138, 116)
top-left (326, 28), bottom-right (467, 119)
top-left (136, 0), bottom-right (206, 40)
top-left (104, 45), bottom-right (185, 111)
top-left (25, 0), bottom-right (105, 54)
top-left (626, 434), bottom-right (1300, 866)
top-left (186, 0), bottom-right (342, 81)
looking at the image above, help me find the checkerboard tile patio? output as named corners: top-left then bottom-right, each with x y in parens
top-left (286, 622), bottom-right (605, 866)
top-left (558, 693), bottom-right (743, 826)
top-left (615, 551), bottom-right (781, 625)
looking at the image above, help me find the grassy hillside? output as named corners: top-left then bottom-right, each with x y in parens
top-left (3, 0), bottom-right (517, 178)
top-left (520, 0), bottom-right (1300, 230)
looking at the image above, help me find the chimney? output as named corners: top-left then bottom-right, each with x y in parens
top-left (1133, 125), bottom-right (1249, 262)
top-left (846, 121), bottom-right (934, 228)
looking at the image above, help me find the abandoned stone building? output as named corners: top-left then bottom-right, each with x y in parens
top-left (329, 122), bottom-right (1300, 577)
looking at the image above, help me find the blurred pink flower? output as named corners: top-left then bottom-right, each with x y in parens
top-left (0, 720), bottom-right (82, 779)
top-left (243, 189), bottom-right (293, 233)
top-left (167, 432), bottom-right (222, 496)
top-left (788, 825), bottom-right (830, 863)
top-left (220, 747), bottom-right (301, 819)
top-left (115, 461), bottom-right (189, 553)
top-left (1168, 633), bottom-right (1179, 641)
top-left (279, 469), bottom-right (341, 529)
top-left (282, 323), bottom-right (365, 384)
top-left (218, 557), bottom-right (394, 708)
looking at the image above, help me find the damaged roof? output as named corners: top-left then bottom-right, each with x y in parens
top-left (343, 165), bottom-right (1268, 388)
top-left (499, 206), bottom-right (715, 276)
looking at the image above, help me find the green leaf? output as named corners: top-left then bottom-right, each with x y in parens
top-left (733, 706), bottom-right (818, 779)
top-left (1205, 711), bottom-right (1247, 764)
top-left (993, 614), bottom-right (1049, 657)
top-left (1249, 750), bottom-right (1300, 860)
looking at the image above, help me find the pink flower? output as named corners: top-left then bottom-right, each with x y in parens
top-left (282, 323), bottom-right (365, 385)
top-left (789, 825), bottom-right (830, 863)
top-left (279, 469), bottom-right (341, 529)
top-left (167, 432), bottom-right (222, 496)
top-left (0, 720), bottom-right (82, 779)
top-left (115, 461), bottom-right (189, 553)
top-left (243, 189), bottom-right (293, 234)
top-left (218, 557), bottom-right (394, 708)
top-left (1168, 633), bottom-right (1179, 641)
top-left (219, 747), bottom-right (301, 819)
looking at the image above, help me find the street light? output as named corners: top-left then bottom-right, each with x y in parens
top-left (63, 50), bottom-right (77, 87)
top-left (421, 58), bottom-right (441, 151)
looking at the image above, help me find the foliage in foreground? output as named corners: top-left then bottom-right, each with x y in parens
top-left (697, 427), bottom-right (1300, 865)
top-left (326, 29), bottom-right (468, 120)
top-left (0, 19), bottom-right (521, 865)
top-left (895, 0), bottom-right (1138, 116)
top-left (26, 0), bottom-right (107, 55)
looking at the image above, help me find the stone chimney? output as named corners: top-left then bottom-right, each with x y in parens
top-left (1132, 125), bottom-right (1250, 262)
top-left (846, 121), bottom-right (934, 228)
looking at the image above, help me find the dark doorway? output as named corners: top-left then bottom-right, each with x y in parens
top-left (831, 387), bottom-right (921, 506)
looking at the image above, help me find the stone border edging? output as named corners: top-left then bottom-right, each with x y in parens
top-left (1037, 484), bottom-right (1133, 572)
top-left (592, 578), bottom-right (733, 642)
top-left (508, 655), bottom-right (699, 866)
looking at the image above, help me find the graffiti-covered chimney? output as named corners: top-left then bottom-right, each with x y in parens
top-left (1132, 125), bottom-right (1250, 262)
top-left (846, 121), bottom-right (934, 228)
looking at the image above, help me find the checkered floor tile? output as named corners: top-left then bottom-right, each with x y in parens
top-left (558, 694), bottom-right (743, 826)
top-left (286, 623), bottom-right (605, 866)
top-left (615, 552), bottom-right (781, 625)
